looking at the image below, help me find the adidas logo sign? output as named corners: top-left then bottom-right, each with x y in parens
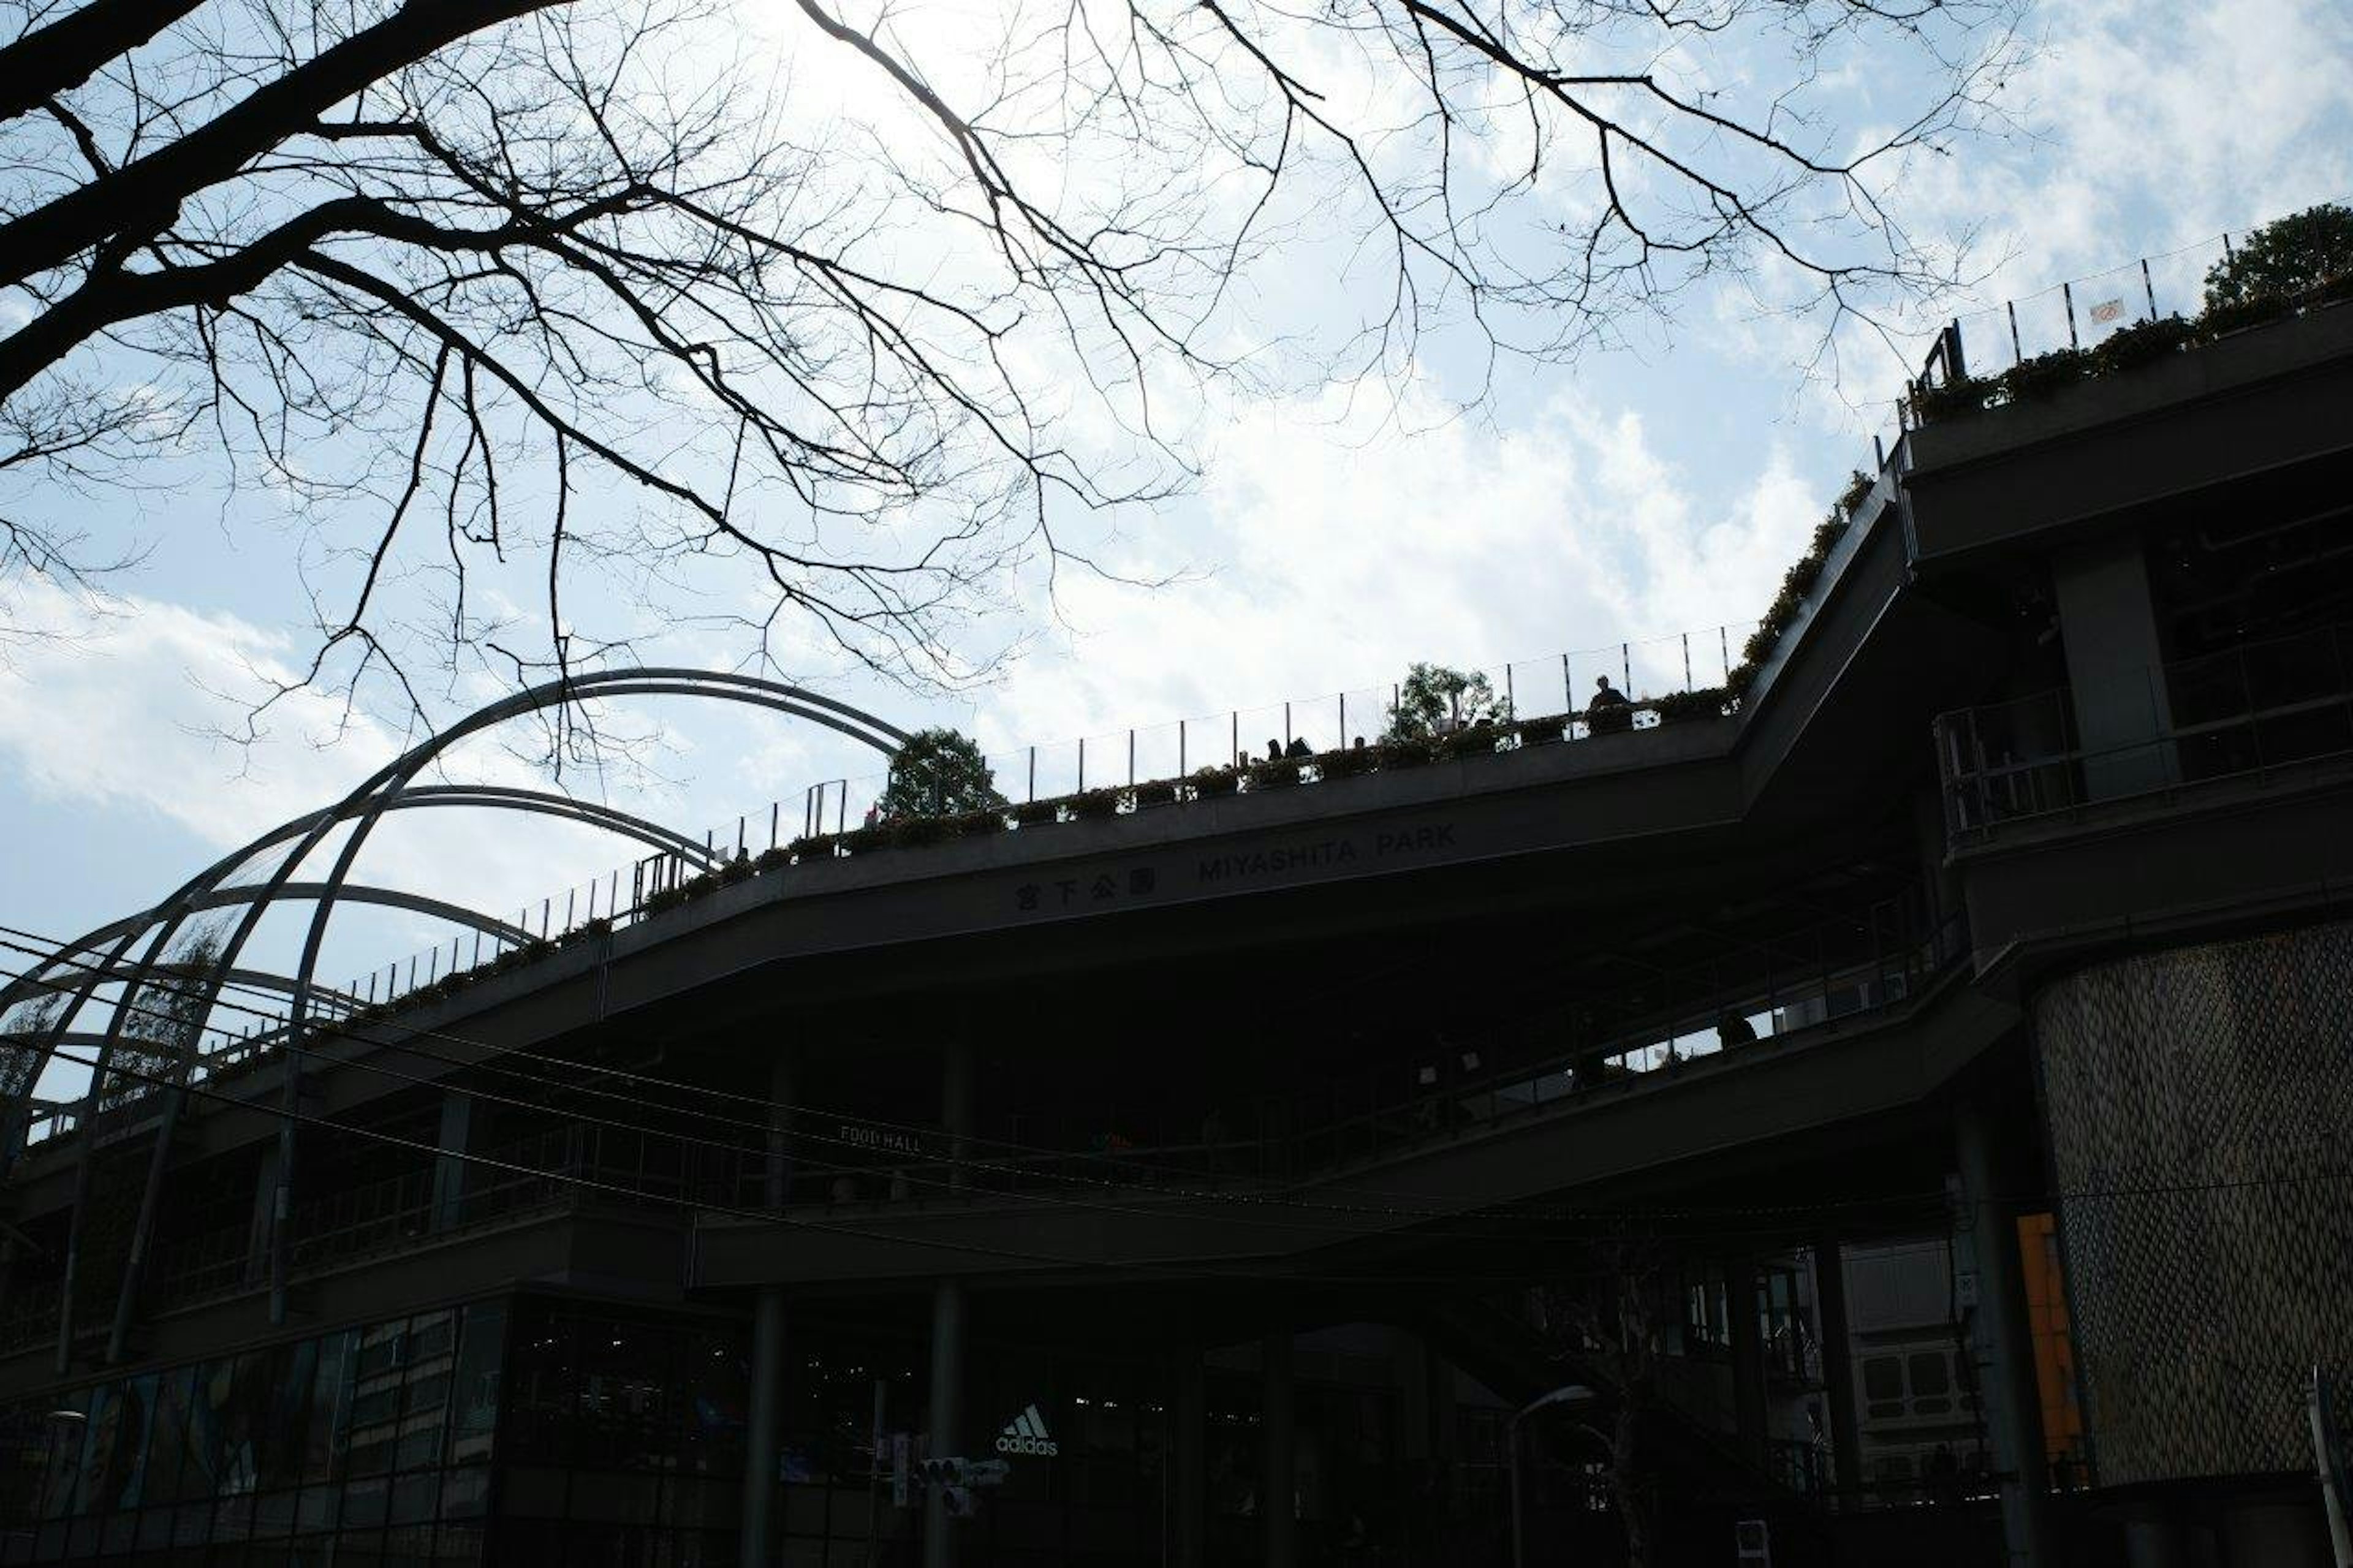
top-left (994, 1404), bottom-right (1059, 1457)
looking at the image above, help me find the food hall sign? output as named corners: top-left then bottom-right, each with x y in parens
top-left (838, 1122), bottom-right (927, 1157)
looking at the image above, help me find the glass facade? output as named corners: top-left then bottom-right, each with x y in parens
top-left (495, 1297), bottom-right (751, 1566)
top-left (0, 1300), bottom-right (503, 1566)
top-left (0, 1295), bottom-right (1422, 1566)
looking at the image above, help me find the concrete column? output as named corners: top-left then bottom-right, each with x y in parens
top-left (925, 1279), bottom-right (967, 1568)
top-left (246, 1140), bottom-right (281, 1288)
top-left (2050, 534), bottom-right (2175, 799)
top-left (925, 1042), bottom-right (976, 1568)
top-left (1956, 1099), bottom-right (2055, 1568)
top-left (430, 1091), bottom-right (477, 1232)
top-left (1262, 1331), bottom-right (1297, 1568)
top-left (741, 1289), bottom-right (787, 1568)
top-left (942, 1039), bottom-right (975, 1195)
top-left (1727, 1259), bottom-right (1770, 1474)
top-left (741, 1050), bottom-right (797, 1567)
top-left (1172, 1346), bottom-right (1207, 1568)
top-left (1813, 1235), bottom-right (1864, 1507)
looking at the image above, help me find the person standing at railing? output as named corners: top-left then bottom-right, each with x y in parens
top-left (1586, 674), bottom-right (1633, 733)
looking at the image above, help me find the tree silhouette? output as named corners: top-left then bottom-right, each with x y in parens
top-left (876, 727), bottom-right (1004, 819)
top-left (1, 0), bottom-right (2022, 729)
top-left (2203, 203), bottom-right (2353, 309)
top-left (1384, 662), bottom-right (1509, 742)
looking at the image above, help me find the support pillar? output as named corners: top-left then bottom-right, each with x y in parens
top-left (2050, 534), bottom-right (2175, 800)
top-left (925, 1279), bottom-right (967, 1568)
top-left (925, 1040), bottom-right (976, 1568)
top-left (1727, 1259), bottom-right (1769, 1474)
top-left (741, 1050), bottom-right (795, 1568)
top-left (1172, 1346), bottom-right (1207, 1568)
top-left (1813, 1235), bottom-right (1864, 1507)
top-left (246, 1140), bottom-right (281, 1289)
top-left (741, 1289), bottom-right (787, 1568)
top-left (1957, 1099), bottom-right (2055, 1568)
top-left (1263, 1331), bottom-right (1297, 1568)
top-left (430, 1091), bottom-right (478, 1233)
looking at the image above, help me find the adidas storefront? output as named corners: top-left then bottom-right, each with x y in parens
top-left (995, 1403), bottom-right (1062, 1458)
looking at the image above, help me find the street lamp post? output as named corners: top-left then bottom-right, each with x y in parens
top-left (1510, 1384), bottom-right (1594, 1568)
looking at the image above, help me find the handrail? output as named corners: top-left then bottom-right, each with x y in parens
top-left (1935, 623), bottom-right (2353, 844)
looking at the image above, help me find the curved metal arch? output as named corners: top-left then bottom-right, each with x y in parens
top-left (0, 662), bottom-right (902, 1028)
top-left (0, 786), bottom-right (710, 1029)
top-left (214, 669), bottom-right (916, 1326)
top-left (180, 884), bottom-right (534, 951)
top-left (0, 667), bottom-right (913, 1362)
top-left (31, 961), bottom-right (365, 1019)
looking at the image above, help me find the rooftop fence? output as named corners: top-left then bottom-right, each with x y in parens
top-left (324, 620), bottom-right (1771, 1017)
top-left (1908, 211), bottom-right (2352, 415)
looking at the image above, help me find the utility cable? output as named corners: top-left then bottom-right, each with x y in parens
top-left (0, 931), bottom-right (1958, 1237)
top-left (0, 917), bottom-right (1956, 1228)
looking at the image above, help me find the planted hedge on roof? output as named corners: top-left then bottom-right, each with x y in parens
top-left (1724, 469), bottom-right (1874, 697)
top-left (1907, 203), bottom-right (2353, 428)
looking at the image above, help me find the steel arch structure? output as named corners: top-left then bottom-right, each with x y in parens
top-left (0, 669), bottom-right (909, 1369)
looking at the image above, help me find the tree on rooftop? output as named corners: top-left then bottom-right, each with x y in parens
top-left (876, 727), bottom-right (1002, 819)
top-left (1384, 662), bottom-right (1509, 742)
top-left (2203, 203), bottom-right (2353, 309)
top-left (0, 0), bottom-right (2024, 744)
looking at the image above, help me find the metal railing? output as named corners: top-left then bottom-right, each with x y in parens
top-left (754, 895), bottom-right (1965, 1207)
top-left (1935, 624), bottom-right (2353, 845)
top-left (34, 901), bottom-right (1971, 1301)
top-left (1906, 204), bottom-right (2353, 411)
top-left (25, 398), bottom-right (1925, 1136)
top-left (137, 1124), bottom-right (735, 1314)
top-left (332, 621), bottom-right (1768, 1004)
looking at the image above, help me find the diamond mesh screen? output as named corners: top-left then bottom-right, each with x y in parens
top-left (2035, 917), bottom-right (2353, 1485)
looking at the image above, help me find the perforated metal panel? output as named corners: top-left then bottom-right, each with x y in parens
top-left (2036, 918), bottom-right (2353, 1485)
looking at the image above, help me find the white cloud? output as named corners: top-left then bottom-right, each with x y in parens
top-left (969, 376), bottom-right (1818, 752)
top-left (0, 581), bottom-right (688, 983)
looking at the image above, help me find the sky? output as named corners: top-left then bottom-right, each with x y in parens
top-left (1, 0), bottom-right (2350, 1061)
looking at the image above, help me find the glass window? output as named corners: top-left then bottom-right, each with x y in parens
top-left (344, 1473), bottom-right (391, 1531)
top-left (70, 1382), bottom-right (117, 1515)
top-left (303, 1331), bottom-right (356, 1485)
top-left (182, 1353), bottom-right (261, 1501)
top-left (110, 1374), bottom-right (159, 1512)
top-left (356, 1322), bottom-right (407, 1383)
top-left (350, 1319), bottom-right (413, 1480)
top-left (388, 1471), bottom-right (439, 1526)
top-left (445, 1303), bottom-right (506, 1468)
top-left (1907, 1352), bottom-right (1950, 1399)
top-left (256, 1339), bottom-right (317, 1493)
top-left (146, 1365), bottom-right (197, 1504)
top-left (35, 1389), bottom-right (87, 1520)
top-left (439, 1463), bottom-right (491, 1522)
top-left (505, 1309), bottom-right (577, 1466)
top-left (678, 1327), bottom-right (746, 1479)
top-left (1861, 1356), bottom-right (1902, 1403)
top-left (0, 1403), bottom-right (51, 1529)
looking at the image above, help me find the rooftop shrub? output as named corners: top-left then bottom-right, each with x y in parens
top-left (2203, 202), bottom-right (2353, 310)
